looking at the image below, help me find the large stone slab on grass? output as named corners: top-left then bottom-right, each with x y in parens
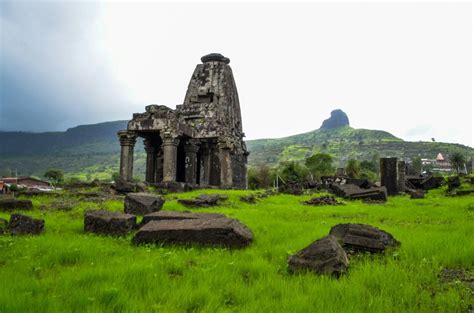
top-left (329, 223), bottom-right (400, 253)
top-left (142, 211), bottom-right (226, 225)
top-left (288, 235), bottom-right (349, 276)
top-left (9, 214), bottom-right (45, 235)
top-left (0, 199), bottom-right (33, 211)
top-left (84, 210), bottom-right (136, 236)
top-left (125, 193), bottom-right (165, 215)
top-left (178, 194), bottom-right (228, 208)
top-left (133, 217), bottom-right (253, 248)
top-left (330, 184), bottom-right (387, 202)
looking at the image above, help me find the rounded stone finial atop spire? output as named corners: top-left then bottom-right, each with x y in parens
top-left (201, 53), bottom-right (230, 64)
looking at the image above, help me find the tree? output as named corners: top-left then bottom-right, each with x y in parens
top-left (278, 161), bottom-right (309, 184)
top-left (44, 169), bottom-right (64, 183)
top-left (304, 153), bottom-right (334, 180)
top-left (345, 159), bottom-right (361, 178)
top-left (450, 152), bottom-right (466, 173)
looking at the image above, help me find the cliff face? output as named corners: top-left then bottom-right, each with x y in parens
top-left (320, 109), bottom-right (350, 130)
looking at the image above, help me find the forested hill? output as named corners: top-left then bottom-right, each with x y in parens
top-left (246, 126), bottom-right (473, 166)
top-left (0, 119), bottom-right (472, 179)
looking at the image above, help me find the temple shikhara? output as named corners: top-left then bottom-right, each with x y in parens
top-left (118, 53), bottom-right (249, 189)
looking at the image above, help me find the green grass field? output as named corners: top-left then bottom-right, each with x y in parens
top-left (0, 188), bottom-right (473, 312)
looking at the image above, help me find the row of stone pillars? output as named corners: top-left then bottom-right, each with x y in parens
top-left (380, 157), bottom-right (406, 195)
top-left (118, 131), bottom-right (234, 187)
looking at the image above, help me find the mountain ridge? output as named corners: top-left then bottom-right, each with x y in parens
top-left (0, 116), bottom-right (472, 178)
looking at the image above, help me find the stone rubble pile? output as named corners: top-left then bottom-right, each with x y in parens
top-left (288, 223), bottom-right (400, 276)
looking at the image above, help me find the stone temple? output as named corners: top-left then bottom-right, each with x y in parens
top-left (118, 53), bottom-right (249, 189)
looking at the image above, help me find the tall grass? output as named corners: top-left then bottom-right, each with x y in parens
top-left (0, 188), bottom-right (472, 312)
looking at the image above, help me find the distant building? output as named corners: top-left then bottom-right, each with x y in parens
top-left (0, 177), bottom-right (53, 191)
top-left (420, 153), bottom-right (452, 173)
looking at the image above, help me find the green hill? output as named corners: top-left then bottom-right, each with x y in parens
top-left (247, 125), bottom-right (473, 166)
top-left (0, 119), bottom-right (472, 180)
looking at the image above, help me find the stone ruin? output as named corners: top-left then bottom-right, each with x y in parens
top-left (118, 53), bottom-right (249, 189)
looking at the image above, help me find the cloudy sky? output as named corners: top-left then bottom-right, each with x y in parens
top-left (0, 1), bottom-right (472, 146)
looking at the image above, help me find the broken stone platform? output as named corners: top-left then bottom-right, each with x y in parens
top-left (133, 211), bottom-right (253, 248)
top-left (84, 210), bottom-right (136, 236)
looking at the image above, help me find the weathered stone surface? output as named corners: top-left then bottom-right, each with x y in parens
top-left (0, 199), bottom-right (33, 212)
top-left (288, 235), bottom-right (349, 276)
top-left (330, 184), bottom-right (387, 202)
top-left (124, 193), bottom-right (165, 215)
top-left (133, 217), bottom-right (253, 248)
top-left (8, 214), bottom-right (44, 235)
top-left (119, 53), bottom-right (248, 189)
top-left (0, 218), bottom-right (8, 234)
top-left (112, 181), bottom-right (147, 194)
top-left (319, 109), bottom-right (350, 130)
top-left (406, 175), bottom-right (444, 190)
top-left (408, 189), bottom-right (425, 199)
top-left (142, 210), bottom-right (226, 225)
top-left (329, 223), bottom-right (400, 253)
top-left (178, 194), bottom-right (228, 208)
top-left (380, 157), bottom-right (398, 195)
top-left (239, 195), bottom-right (257, 203)
top-left (305, 196), bottom-right (342, 206)
top-left (84, 210), bottom-right (136, 236)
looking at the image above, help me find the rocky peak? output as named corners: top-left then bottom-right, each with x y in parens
top-left (320, 109), bottom-right (350, 130)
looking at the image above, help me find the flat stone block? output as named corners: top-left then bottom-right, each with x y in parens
top-left (0, 199), bottom-right (33, 212)
top-left (142, 211), bottom-right (226, 225)
top-left (133, 217), bottom-right (253, 248)
top-left (84, 210), bottom-right (136, 236)
top-left (9, 214), bottom-right (44, 235)
top-left (125, 192), bottom-right (165, 215)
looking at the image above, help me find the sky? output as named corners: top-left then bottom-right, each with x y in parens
top-left (0, 1), bottom-right (472, 146)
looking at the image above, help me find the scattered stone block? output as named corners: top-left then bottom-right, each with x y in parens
top-left (406, 175), bottom-right (444, 190)
top-left (278, 181), bottom-right (304, 195)
top-left (0, 199), bottom-right (33, 212)
top-left (133, 217), bottom-right (253, 248)
top-left (142, 211), bottom-right (225, 225)
top-left (305, 196), bottom-right (342, 206)
top-left (447, 176), bottom-right (461, 190)
top-left (288, 235), bottom-right (349, 276)
top-left (84, 210), bottom-right (136, 236)
top-left (112, 181), bottom-right (147, 194)
top-left (8, 214), bottom-right (45, 235)
top-left (178, 194), bottom-right (228, 208)
top-left (240, 195), bottom-right (257, 203)
top-left (329, 223), bottom-right (400, 253)
top-left (330, 184), bottom-right (387, 202)
top-left (0, 218), bottom-right (8, 234)
top-left (125, 192), bottom-right (165, 215)
top-left (408, 189), bottom-right (425, 199)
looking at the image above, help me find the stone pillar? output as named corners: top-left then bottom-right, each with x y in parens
top-left (380, 157), bottom-right (398, 195)
top-left (144, 139), bottom-right (156, 184)
top-left (118, 131), bottom-right (137, 182)
top-left (154, 148), bottom-right (163, 183)
top-left (397, 160), bottom-right (406, 193)
top-left (162, 135), bottom-right (180, 183)
top-left (218, 141), bottom-right (233, 188)
top-left (184, 141), bottom-right (199, 184)
top-left (200, 144), bottom-right (211, 186)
